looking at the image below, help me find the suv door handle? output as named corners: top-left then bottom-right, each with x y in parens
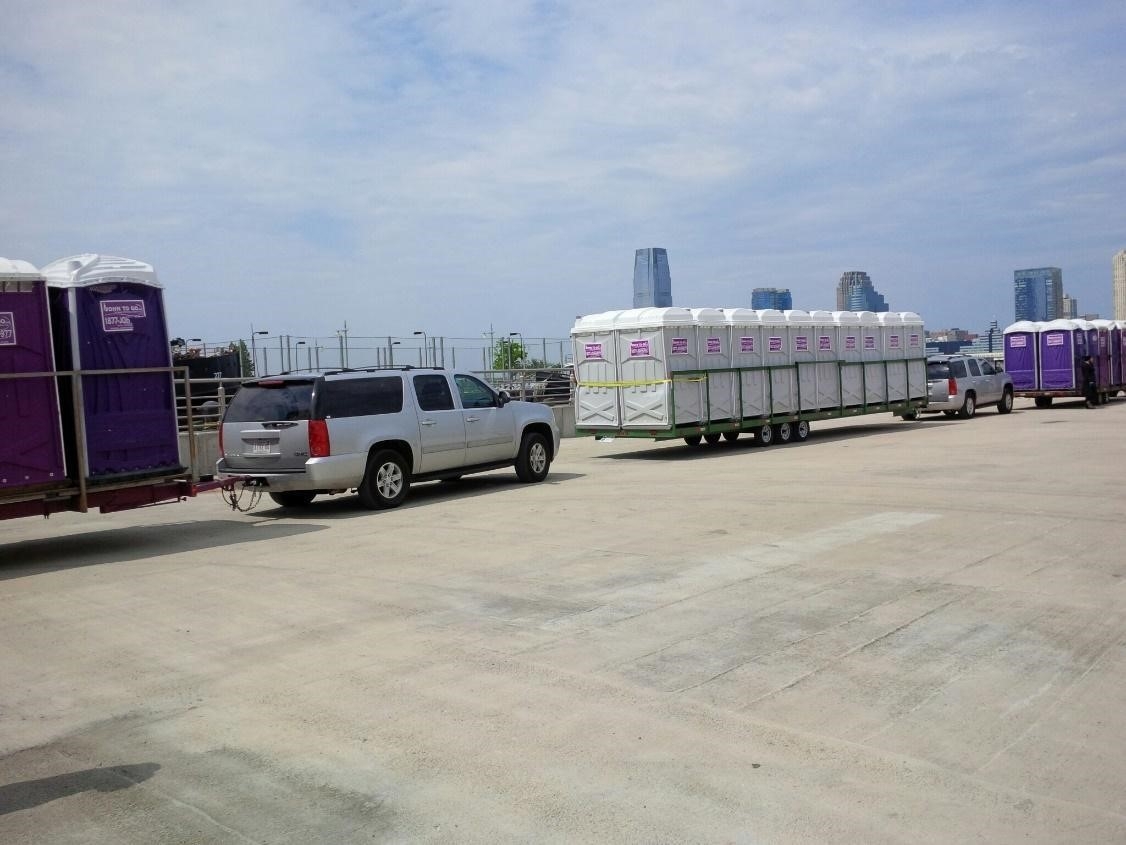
top-left (465, 416), bottom-right (480, 423)
top-left (420, 419), bottom-right (437, 426)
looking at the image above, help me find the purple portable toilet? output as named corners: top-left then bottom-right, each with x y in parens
top-left (1038, 319), bottom-right (1083, 391)
top-left (1003, 321), bottom-right (1039, 391)
top-left (42, 254), bottom-right (182, 481)
top-left (1, 258), bottom-right (67, 491)
top-left (1091, 320), bottom-right (1118, 389)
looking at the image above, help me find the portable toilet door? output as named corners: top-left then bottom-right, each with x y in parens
top-left (1091, 320), bottom-right (1114, 391)
top-left (724, 308), bottom-right (767, 419)
top-left (617, 307), bottom-right (699, 428)
top-left (783, 310), bottom-right (817, 411)
top-left (42, 254), bottom-right (181, 481)
top-left (1038, 320), bottom-right (1078, 391)
top-left (760, 309), bottom-right (795, 414)
top-left (1114, 321), bottom-right (1126, 389)
top-left (900, 312), bottom-right (926, 401)
top-left (858, 312), bottom-right (886, 403)
top-left (809, 310), bottom-right (842, 409)
top-left (833, 311), bottom-right (864, 406)
top-left (878, 312), bottom-right (907, 402)
top-left (571, 310), bottom-right (623, 429)
top-left (1003, 321), bottom-right (1040, 391)
top-left (1, 259), bottom-right (67, 491)
top-left (693, 307), bottom-right (734, 423)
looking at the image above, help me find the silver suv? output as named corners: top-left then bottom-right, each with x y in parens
top-left (905, 354), bottom-right (1013, 419)
top-left (216, 368), bottom-right (560, 508)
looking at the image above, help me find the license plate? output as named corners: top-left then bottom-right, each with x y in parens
top-left (246, 439), bottom-right (276, 455)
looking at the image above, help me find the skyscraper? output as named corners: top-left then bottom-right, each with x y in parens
top-left (1114, 250), bottom-right (1126, 320)
top-left (835, 271), bottom-right (888, 312)
top-left (751, 287), bottom-right (793, 310)
top-left (1061, 293), bottom-right (1078, 319)
top-left (632, 248), bottom-right (672, 308)
top-left (1013, 267), bottom-right (1063, 321)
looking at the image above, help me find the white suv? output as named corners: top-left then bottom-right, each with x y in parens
top-left (905, 354), bottom-right (1013, 419)
top-left (216, 368), bottom-right (560, 508)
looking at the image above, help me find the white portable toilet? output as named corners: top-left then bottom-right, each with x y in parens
top-left (833, 311), bottom-right (864, 406)
top-left (878, 312), bottom-right (907, 402)
top-left (724, 308), bottom-right (767, 418)
top-left (858, 311), bottom-right (886, 403)
top-left (760, 309), bottom-right (795, 414)
top-left (784, 310), bottom-right (816, 411)
top-left (692, 307), bottom-right (733, 422)
top-left (809, 310), bottom-right (842, 409)
top-left (616, 307), bottom-right (701, 428)
top-left (571, 310), bottom-right (624, 429)
top-left (899, 312), bottom-right (926, 400)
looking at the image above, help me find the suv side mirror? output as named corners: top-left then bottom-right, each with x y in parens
top-left (497, 390), bottom-right (511, 406)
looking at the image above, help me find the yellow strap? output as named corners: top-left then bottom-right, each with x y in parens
top-left (577, 375), bottom-right (707, 388)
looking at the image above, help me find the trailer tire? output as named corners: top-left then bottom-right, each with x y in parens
top-left (1034, 396), bottom-right (1052, 408)
top-left (723, 431), bottom-right (739, 442)
top-left (795, 420), bottom-right (810, 441)
top-left (684, 435), bottom-right (702, 447)
top-left (773, 422), bottom-right (793, 444)
top-left (703, 433), bottom-right (722, 445)
top-left (755, 423), bottom-right (774, 447)
top-left (901, 410), bottom-right (918, 420)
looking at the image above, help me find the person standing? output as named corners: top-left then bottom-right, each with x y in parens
top-left (1081, 355), bottom-right (1098, 408)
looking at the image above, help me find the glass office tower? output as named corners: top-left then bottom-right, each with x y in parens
top-left (751, 287), bottom-right (793, 310)
top-left (1013, 267), bottom-right (1062, 321)
top-left (633, 248), bottom-right (673, 308)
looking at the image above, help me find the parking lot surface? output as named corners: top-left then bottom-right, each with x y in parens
top-left (3, 398), bottom-right (1126, 843)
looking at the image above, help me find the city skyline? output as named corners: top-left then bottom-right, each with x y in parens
top-left (3, 3), bottom-right (1124, 340)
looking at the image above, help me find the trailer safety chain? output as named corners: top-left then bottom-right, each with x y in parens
top-left (222, 481), bottom-right (264, 513)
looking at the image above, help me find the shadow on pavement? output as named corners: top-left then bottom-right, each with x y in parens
top-left (0, 763), bottom-right (160, 815)
top-left (0, 520), bottom-right (326, 580)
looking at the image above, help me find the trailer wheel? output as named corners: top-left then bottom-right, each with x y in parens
top-left (795, 420), bottom-right (810, 441)
top-left (773, 422), bottom-right (793, 443)
top-left (755, 423), bottom-right (774, 447)
top-left (683, 435), bottom-right (702, 447)
top-left (901, 410), bottom-right (919, 420)
top-left (703, 433), bottom-right (722, 445)
top-left (1034, 396), bottom-right (1052, 408)
top-left (723, 431), bottom-right (739, 442)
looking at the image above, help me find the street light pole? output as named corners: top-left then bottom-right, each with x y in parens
top-left (413, 331), bottom-right (428, 367)
top-left (389, 340), bottom-right (401, 366)
top-left (249, 327), bottom-right (268, 377)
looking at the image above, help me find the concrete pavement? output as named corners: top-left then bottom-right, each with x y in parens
top-left (2, 397), bottom-right (1125, 842)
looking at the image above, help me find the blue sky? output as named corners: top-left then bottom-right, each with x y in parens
top-left (3, 0), bottom-right (1124, 348)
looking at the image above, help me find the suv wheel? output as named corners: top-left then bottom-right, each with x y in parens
top-left (997, 388), bottom-right (1013, 414)
top-left (269, 491), bottom-right (316, 508)
top-left (359, 449), bottom-right (410, 509)
top-left (516, 432), bottom-right (551, 482)
top-left (958, 392), bottom-right (977, 419)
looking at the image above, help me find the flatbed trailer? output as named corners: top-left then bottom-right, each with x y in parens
top-left (1014, 389), bottom-right (1115, 408)
top-left (0, 366), bottom-right (239, 522)
top-left (576, 362), bottom-right (928, 446)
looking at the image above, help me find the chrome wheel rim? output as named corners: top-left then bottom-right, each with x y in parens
top-left (529, 442), bottom-right (547, 474)
top-left (377, 462), bottom-right (403, 498)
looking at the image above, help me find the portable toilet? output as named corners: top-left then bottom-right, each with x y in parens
top-left (1, 258), bottom-right (67, 491)
top-left (571, 310), bottom-right (623, 429)
top-left (42, 254), bottom-right (181, 481)
top-left (760, 309), bottom-right (795, 414)
top-left (1090, 319), bottom-right (1114, 391)
top-left (693, 307), bottom-right (733, 422)
top-left (724, 308), bottom-right (767, 419)
top-left (858, 312), bottom-right (886, 403)
top-left (878, 312), bottom-right (907, 402)
top-left (900, 312), bottom-right (926, 401)
top-left (1114, 321), bottom-right (1126, 389)
top-left (1003, 321), bottom-right (1040, 390)
top-left (833, 311), bottom-right (864, 406)
top-left (783, 310), bottom-right (817, 411)
top-left (1038, 319), bottom-right (1082, 391)
top-left (808, 310), bottom-right (842, 409)
top-left (616, 307), bottom-right (700, 428)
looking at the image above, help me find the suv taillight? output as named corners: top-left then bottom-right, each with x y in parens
top-left (948, 376), bottom-right (957, 396)
top-left (218, 423), bottom-right (224, 456)
top-left (308, 420), bottom-right (330, 457)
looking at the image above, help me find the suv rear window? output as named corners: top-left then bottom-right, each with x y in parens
top-left (927, 362), bottom-right (951, 380)
top-left (318, 377), bottom-right (403, 418)
top-left (224, 380), bottom-right (314, 422)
